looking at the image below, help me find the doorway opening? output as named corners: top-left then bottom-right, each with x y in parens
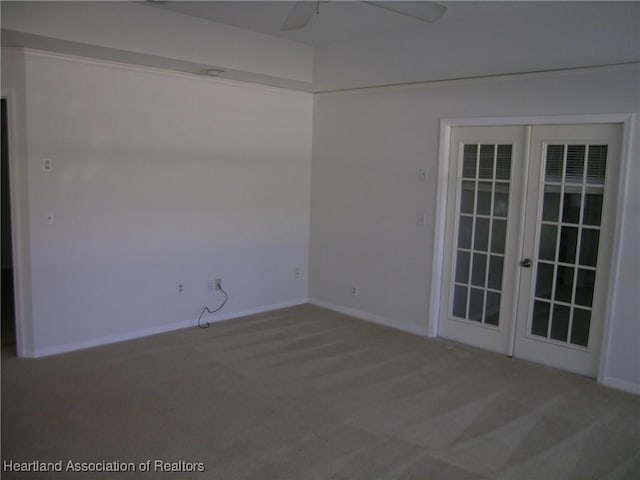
top-left (1, 98), bottom-right (16, 352)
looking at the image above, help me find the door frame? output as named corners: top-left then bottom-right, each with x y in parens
top-left (2, 89), bottom-right (30, 358)
top-left (430, 113), bottom-right (635, 385)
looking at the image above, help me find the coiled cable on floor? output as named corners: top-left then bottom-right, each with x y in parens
top-left (197, 287), bottom-right (228, 329)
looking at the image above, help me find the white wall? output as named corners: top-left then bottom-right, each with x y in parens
top-left (309, 65), bottom-right (640, 392)
top-left (2, 49), bottom-right (313, 356)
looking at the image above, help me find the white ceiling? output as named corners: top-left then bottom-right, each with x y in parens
top-left (144, 1), bottom-right (541, 46)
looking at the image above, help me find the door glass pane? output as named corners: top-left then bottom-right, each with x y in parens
top-left (570, 309), bottom-right (591, 347)
top-left (575, 269), bottom-right (595, 307)
top-left (542, 188), bottom-right (561, 222)
top-left (550, 305), bottom-right (570, 341)
top-left (462, 145), bottom-right (478, 178)
top-left (458, 216), bottom-right (472, 249)
top-left (531, 301), bottom-right (550, 337)
top-left (496, 145), bottom-right (512, 180)
top-left (493, 184), bottom-right (509, 217)
top-left (479, 144), bottom-right (494, 179)
top-left (562, 191), bottom-right (582, 224)
top-left (586, 145), bottom-right (607, 184)
top-left (469, 288), bottom-right (484, 322)
top-left (579, 229), bottom-right (600, 267)
top-left (491, 220), bottom-right (506, 254)
top-left (455, 251), bottom-right (471, 284)
top-left (583, 193), bottom-right (603, 226)
top-left (477, 183), bottom-right (492, 215)
top-left (538, 225), bottom-right (557, 261)
top-left (460, 182), bottom-right (475, 214)
top-left (471, 253), bottom-right (487, 287)
top-left (487, 255), bottom-right (504, 290)
top-left (545, 145), bottom-right (564, 182)
top-left (565, 145), bottom-right (586, 183)
top-left (535, 263), bottom-right (554, 299)
top-left (474, 218), bottom-right (490, 251)
top-left (558, 227), bottom-right (578, 264)
top-left (485, 292), bottom-right (500, 326)
top-left (453, 286), bottom-right (468, 318)
top-left (554, 266), bottom-right (574, 303)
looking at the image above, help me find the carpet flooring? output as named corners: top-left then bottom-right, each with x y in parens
top-left (2, 304), bottom-right (639, 479)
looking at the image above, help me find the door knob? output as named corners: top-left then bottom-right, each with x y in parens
top-left (520, 258), bottom-right (533, 268)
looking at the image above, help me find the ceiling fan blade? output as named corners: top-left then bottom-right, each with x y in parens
top-left (364, 1), bottom-right (447, 23)
top-left (281, 1), bottom-right (318, 31)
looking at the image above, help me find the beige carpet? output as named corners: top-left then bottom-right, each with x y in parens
top-left (2, 304), bottom-right (639, 479)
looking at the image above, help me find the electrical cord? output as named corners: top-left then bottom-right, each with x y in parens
top-left (197, 286), bottom-right (228, 329)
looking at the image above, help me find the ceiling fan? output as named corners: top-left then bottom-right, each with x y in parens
top-left (281, 1), bottom-right (447, 31)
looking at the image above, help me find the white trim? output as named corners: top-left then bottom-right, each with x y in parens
top-left (310, 298), bottom-right (427, 337)
top-left (601, 376), bottom-right (640, 396)
top-left (433, 113), bottom-right (634, 388)
top-left (315, 63), bottom-right (640, 96)
top-left (6, 47), bottom-right (313, 98)
top-left (28, 319), bottom-right (197, 358)
top-left (508, 125), bottom-right (532, 357)
top-left (440, 113), bottom-right (633, 128)
top-left (428, 120), bottom-right (452, 338)
top-left (1, 88), bottom-right (30, 358)
top-left (597, 114), bottom-right (636, 384)
top-left (26, 298), bottom-right (308, 358)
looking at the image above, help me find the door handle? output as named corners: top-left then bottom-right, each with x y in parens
top-left (520, 258), bottom-right (533, 268)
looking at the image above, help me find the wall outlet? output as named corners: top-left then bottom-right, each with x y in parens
top-left (215, 278), bottom-right (223, 291)
top-left (177, 282), bottom-right (184, 295)
top-left (208, 279), bottom-right (216, 291)
top-left (294, 267), bottom-right (300, 279)
top-left (351, 286), bottom-right (358, 297)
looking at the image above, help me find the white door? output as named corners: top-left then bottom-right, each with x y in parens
top-left (439, 125), bottom-right (529, 355)
top-left (513, 124), bottom-right (622, 376)
top-left (440, 123), bottom-right (622, 377)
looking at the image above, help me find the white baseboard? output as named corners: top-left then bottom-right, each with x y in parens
top-left (197, 298), bottom-right (309, 325)
top-left (28, 298), bottom-right (309, 358)
top-left (601, 376), bottom-right (640, 395)
top-left (309, 298), bottom-right (427, 337)
top-left (28, 319), bottom-right (193, 358)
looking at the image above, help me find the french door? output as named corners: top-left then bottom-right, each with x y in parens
top-left (439, 123), bottom-right (622, 376)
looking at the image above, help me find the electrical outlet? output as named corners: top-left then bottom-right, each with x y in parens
top-left (215, 278), bottom-right (223, 291)
top-left (294, 267), bottom-right (300, 279)
top-left (351, 286), bottom-right (358, 297)
top-left (208, 279), bottom-right (216, 291)
top-left (177, 282), bottom-right (184, 295)
top-left (419, 167), bottom-right (428, 181)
